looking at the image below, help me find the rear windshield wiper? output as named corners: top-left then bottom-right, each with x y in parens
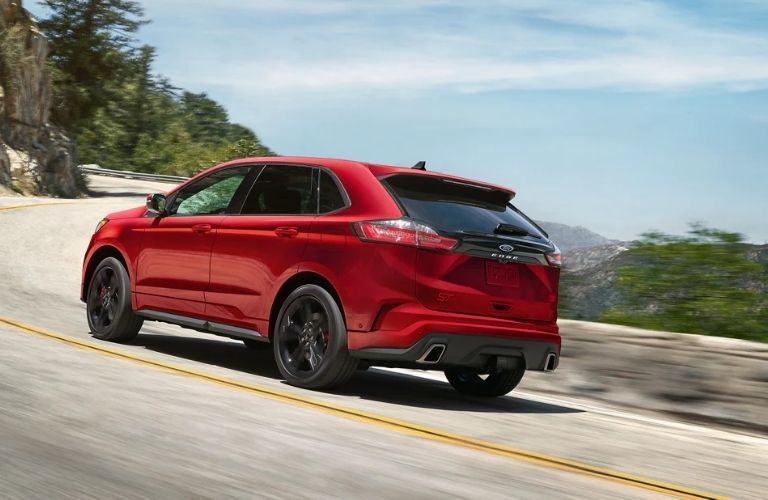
top-left (494, 223), bottom-right (541, 238)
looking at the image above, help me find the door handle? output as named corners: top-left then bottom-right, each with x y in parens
top-left (275, 226), bottom-right (299, 237)
top-left (192, 224), bottom-right (213, 234)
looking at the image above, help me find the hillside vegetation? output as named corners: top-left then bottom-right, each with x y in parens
top-left (560, 224), bottom-right (768, 342)
top-left (37, 0), bottom-right (272, 177)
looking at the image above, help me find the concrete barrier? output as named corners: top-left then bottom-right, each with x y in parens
top-left (522, 320), bottom-right (768, 432)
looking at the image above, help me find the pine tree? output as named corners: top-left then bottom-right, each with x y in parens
top-left (37, 1), bottom-right (274, 174)
top-left (39, 0), bottom-right (147, 131)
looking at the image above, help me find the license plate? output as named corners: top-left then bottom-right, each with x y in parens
top-left (485, 261), bottom-right (519, 287)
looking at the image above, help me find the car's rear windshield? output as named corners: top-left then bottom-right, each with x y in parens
top-left (382, 174), bottom-right (545, 239)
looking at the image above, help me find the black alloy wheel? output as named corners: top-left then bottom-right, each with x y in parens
top-left (88, 266), bottom-right (119, 330)
top-left (273, 285), bottom-right (357, 389)
top-left (86, 257), bottom-right (143, 342)
top-left (278, 296), bottom-right (329, 375)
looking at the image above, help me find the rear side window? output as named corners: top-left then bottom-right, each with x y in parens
top-left (318, 170), bottom-right (346, 213)
top-left (241, 165), bottom-right (316, 215)
top-left (383, 174), bottom-right (545, 238)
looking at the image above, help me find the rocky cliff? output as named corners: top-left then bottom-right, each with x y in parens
top-left (0, 0), bottom-right (81, 196)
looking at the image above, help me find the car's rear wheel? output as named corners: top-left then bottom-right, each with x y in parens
top-left (86, 257), bottom-right (143, 342)
top-left (444, 364), bottom-right (525, 397)
top-left (273, 285), bottom-right (357, 390)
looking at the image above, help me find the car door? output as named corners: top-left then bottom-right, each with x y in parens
top-left (206, 164), bottom-right (317, 330)
top-left (134, 165), bottom-right (254, 317)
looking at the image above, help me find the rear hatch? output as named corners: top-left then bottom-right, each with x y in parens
top-left (382, 173), bottom-right (560, 323)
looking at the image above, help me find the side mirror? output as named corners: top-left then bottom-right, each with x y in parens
top-left (146, 193), bottom-right (167, 216)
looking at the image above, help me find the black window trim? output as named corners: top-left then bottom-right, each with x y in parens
top-left (231, 162), bottom-right (352, 216)
top-left (317, 167), bottom-right (351, 215)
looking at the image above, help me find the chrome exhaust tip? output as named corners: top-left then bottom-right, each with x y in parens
top-left (543, 352), bottom-right (558, 372)
top-left (417, 344), bottom-right (446, 364)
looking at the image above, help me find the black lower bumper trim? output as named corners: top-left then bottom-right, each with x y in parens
top-left (350, 333), bottom-right (559, 371)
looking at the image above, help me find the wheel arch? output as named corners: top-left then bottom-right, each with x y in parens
top-left (81, 245), bottom-right (131, 301)
top-left (268, 271), bottom-right (346, 340)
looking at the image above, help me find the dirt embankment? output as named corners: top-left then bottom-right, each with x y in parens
top-left (524, 320), bottom-right (768, 432)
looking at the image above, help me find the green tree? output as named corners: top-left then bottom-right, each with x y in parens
top-left (76, 106), bottom-right (128, 168)
top-left (38, 1), bottom-right (274, 176)
top-left (602, 224), bottom-right (768, 341)
top-left (220, 137), bottom-right (273, 160)
top-left (39, 0), bottom-right (147, 131)
top-left (123, 45), bottom-right (155, 153)
top-left (179, 92), bottom-right (230, 143)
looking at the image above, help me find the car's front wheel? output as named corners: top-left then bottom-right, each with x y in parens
top-left (86, 257), bottom-right (143, 342)
top-left (444, 364), bottom-right (525, 397)
top-left (273, 285), bottom-right (357, 390)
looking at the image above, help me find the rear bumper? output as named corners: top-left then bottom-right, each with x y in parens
top-left (350, 333), bottom-right (559, 371)
top-left (347, 304), bottom-right (560, 371)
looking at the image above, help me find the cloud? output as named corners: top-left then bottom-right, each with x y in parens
top-left (196, 53), bottom-right (768, 93)
top-left (149, 0), bottom-right (768, 93)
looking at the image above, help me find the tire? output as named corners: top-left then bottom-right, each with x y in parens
top-left (272, 284), bottom-right (357, 390)
top-left (444, 364), bottom-right (525, 397)
top-left (86, 257), bottom-right (143, 342)
top-left (243, 339), bottom-right (270, 350)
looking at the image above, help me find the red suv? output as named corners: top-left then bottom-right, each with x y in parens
top-left (82, 157), bottom-right (561, 396)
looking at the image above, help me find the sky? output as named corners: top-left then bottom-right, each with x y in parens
top-left (30, 0), bottom-right (768, 242)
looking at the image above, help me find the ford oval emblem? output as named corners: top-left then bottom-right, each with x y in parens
top-left (499, 244), bottom-right (514, 253)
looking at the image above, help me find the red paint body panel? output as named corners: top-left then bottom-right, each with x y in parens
top-left (134, 215), bottom-right (224, 316)
top-left (206, 215), bottom-right (314, 325)
top-left (414, 251), bottom-right (560, 322)
top-left (365, 162), bottom-right (516, 197)
top-left (82, 156), bottom-right (560, 365)
top-left (348, 302), bottom-right (560, 351)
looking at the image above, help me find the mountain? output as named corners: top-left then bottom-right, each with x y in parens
top-left (536, 221), bottom-right (615, 252)
top-left (558, 248), bottom-right (634, 320)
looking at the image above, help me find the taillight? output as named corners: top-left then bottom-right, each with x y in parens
top-left (545, 246), bottom-right (562, 267)
top-left (353, 219), bottom-right (457, 251)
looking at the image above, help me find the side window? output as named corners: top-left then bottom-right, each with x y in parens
top-left (319, 170), bottom-right (346, 213)
top-left (241, 165), bottom-right (316, 215)
top-left (168, 166), bottom-right (251, 216)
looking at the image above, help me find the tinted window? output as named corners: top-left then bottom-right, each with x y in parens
top-left (169, 166), bottom-right (250, 216)
top-left (383, 174), bottom-right (545, 238)
top-left (241, 165), bottom-right (316, 215)
top-left (319, 171), bottom-right (346, 213)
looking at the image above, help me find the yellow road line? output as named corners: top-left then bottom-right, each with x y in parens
top-left (0, 201), bottom-right (73, 212)
top-left (0, 315), bottom-right (725, 500)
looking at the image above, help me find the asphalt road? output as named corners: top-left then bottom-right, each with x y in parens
top-left (0, 175), bottom-right (765, 499)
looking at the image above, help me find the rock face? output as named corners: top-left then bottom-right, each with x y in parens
top-left (0, 0), bottom-right (81, 196)
top-left (562, 242), bottom-right (631, 273)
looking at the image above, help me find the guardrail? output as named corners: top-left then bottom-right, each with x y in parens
top-left (78, 165), bottom-right (189, 184)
